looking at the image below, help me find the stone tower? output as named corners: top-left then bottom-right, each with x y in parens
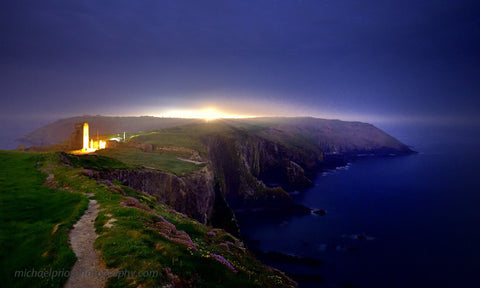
top-left (69, 122), bottom-right (89, 150)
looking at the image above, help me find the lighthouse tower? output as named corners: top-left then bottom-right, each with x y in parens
top-left (82, 123), bottom-right (89, 151)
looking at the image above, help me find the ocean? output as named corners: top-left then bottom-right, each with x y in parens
top-left (237, 124), bottom-right (480, 288)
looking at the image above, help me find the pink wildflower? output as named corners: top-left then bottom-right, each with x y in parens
top-left (210, 253), bottom-right (238, 273)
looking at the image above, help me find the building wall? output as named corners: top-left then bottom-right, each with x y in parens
top-left (69, 123), bottom-right (86, 150)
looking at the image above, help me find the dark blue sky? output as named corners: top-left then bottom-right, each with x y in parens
top-left (1, 0), bottom-right (479, 124)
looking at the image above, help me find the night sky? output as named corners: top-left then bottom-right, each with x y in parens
top-left (1, 0), bottom-right (480, 126)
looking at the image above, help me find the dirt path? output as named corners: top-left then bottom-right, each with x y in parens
top-left (177, 157), bottom-right (206, 165)
top-left (64, 199), bottom-right (107, 288)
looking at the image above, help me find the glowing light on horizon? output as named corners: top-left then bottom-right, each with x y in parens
top-left (160, 108), bottom-right (255, 121)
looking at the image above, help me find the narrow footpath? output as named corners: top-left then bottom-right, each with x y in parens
top-left (64, 199), bottom-right (107, 288)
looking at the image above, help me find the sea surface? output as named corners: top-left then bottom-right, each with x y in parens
top-left (237, 124), bottom-right (480, 288)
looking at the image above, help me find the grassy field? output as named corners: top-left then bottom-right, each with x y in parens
top-left (0, 151), bottom-right (88, 288)
top-left (0, 150), bottom-right (295, 287)
top-left (96, 148), bottom-right (202, 175)
top-left (130, 131), bottom-right (204, 151)
top-left (129, 121), bottom-right (239, 153)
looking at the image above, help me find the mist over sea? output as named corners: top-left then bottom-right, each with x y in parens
top-left (237, 123), bottom-right (480, 288)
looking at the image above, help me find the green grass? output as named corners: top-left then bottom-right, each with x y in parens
top-left (0, 150), bottom-right (295, 288)
top-left (96, 149), bottom-right (202, 176)
top-left (66, 153), bottom-right (130, 170)
top-left (130, 121), bottom-right (239, 153)
top-left (131, 131), bottom-right (206, 153)
top-left (64, 146), bottom-right (202, 176)
top-left (0, 151), bottom-right (88, 288)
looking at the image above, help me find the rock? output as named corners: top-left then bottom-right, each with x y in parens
top-left (98, 166), bottom-right (215, 225)
top-left (142, 143), bottom-right (154, 152)
top-left (285, 160), bottom-right (314, 189)
top-left (313, 209), bottom-right (327, 215)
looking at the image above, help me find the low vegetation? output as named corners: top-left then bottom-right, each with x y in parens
top-left (0, 150), bottom-right (295, 288)
top-left (0, 151), bottom-right (88, 288)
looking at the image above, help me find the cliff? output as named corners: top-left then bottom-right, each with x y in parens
top-left (205, 133), bottom-right (313, 212)
top-left (97, 166), bottom-right (215, 224)
top-left (32, 117), bottom-right (414, 234)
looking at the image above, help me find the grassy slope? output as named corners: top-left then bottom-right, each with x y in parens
top-left (129, 121), bottom-right (234, 154)
top-left (1, 151), bottom-right (295, 288)
top-left (96, 147), bottom-right (201, 176)
top-left (0, 151), bottom-right (88, 288)
top-left (89, 123), bottom-right (227, 176)
top-left (28, 143), bottom-right (202, 176)
top-left (129, 119), bottom-right (319, 152)
top-left (58, 153), bottom-right (294, 287)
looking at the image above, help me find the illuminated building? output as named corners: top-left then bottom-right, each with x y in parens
top-left (70, 122), bottom-right (106, 153)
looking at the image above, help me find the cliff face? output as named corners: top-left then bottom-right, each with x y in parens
top-left (98, 166), bottom-right (215, 224)
top-left (206, 133), bottom-right (314, 211)
top-left (234, 134), bottom-right (318, 189)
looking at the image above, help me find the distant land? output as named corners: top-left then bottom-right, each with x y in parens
top-left (2, 115), bottom-right (415, 287)
top-left (19, 116), bottom-right (413, 154)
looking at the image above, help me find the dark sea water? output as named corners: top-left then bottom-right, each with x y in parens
top-left (237, 124), bottom-right (480, 288)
